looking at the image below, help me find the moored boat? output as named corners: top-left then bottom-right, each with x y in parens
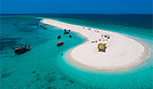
top-left (69, 34), bottom-right (72, 38)
top-left (57, 41), bottom-right (64, 47)
top-left (13, 45), bottom-right (30, 54)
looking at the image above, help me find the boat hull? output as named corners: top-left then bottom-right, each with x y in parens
top-left (15, 49), bottom-right (30, 54)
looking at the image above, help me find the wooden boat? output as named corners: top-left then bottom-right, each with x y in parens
top-left (13, 45), bottom-right (30, 54)
top-left (57, 35), bottom-right (61, 39)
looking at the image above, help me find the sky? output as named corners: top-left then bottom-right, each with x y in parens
top-left (1, 0), bottom-right (152, 14)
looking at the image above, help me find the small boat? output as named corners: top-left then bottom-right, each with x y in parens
top-left (13, 45), bottom-right (30, 54)
top-left (57, 41), bottom-right (64, 47)
top-left (69, 34), bottom-right (72, 38)
top-left (13, 40), bottom-right (30, 54)
top-left (57, 35), bottom-right (61, 39)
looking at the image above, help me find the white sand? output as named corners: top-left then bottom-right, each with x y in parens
top-left (41, 19), bottom-right (149, 70)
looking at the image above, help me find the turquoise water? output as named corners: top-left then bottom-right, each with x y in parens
top-left (1, 15), bottom-right (153, 89)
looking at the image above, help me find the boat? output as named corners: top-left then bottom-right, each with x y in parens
top-left (57, 35), bottom-right (61, 39)
top-left (13, 45), bottom-right (30, 54)
top-left (69, 34), bottom-right (72, 38)
top-left (13, 40), bottom-right (30, 54)
top-left (57, 41), bottom-right (64, 47)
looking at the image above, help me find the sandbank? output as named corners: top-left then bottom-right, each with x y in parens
top-left (41, 19), bottom-right (150, 70)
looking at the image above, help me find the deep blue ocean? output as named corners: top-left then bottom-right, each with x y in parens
top-left (1, 14), bottom-right (153, 89)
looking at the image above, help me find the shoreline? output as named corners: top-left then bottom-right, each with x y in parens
top-left (65, 35), bottom-right (150, 71)
top-left (41, 18), bottom-right (150, 70)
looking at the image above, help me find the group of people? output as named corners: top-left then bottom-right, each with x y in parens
top-left (64, 29), bottom-right (71, 34)
top-left (100, 34), bottom-right (110, 42)
top-left (91, 34), bottom-right (110, 43)
top-left (101, 34), bottom-right (110, 39)
top-left (82, 26), bottom-right (111, 43)
top-left (82, 27), bottom-right (92, 30)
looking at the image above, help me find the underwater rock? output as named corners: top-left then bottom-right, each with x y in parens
top-left (36, 37), bottom-right (41, 39)
top-left (48, 78), bottom-right (55, 83)
top-left (10, 56), bottom-right (13, 58)
top-left (69, 80), bottom-right (74, 84)
top-left (2, 73), bottom-right (11, 78)
top-left (51, 72), bottom-right (55, 74)
top-left (37, 74), bottom-right (39, 76)
top-left (32, 71), bottom-right (36, 73)
top-left (47, 87), bottom-right (52, 89)
top-left (36, 77), bottom-right (40, 81)
top-left (60, 77), bottom-right (65, 80)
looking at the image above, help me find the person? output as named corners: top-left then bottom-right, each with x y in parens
top-left (22, 46), bottom-right (26, 49)
top-left (68, 30), bottom-right (71, 32)
top-left (105, 35), bottom-right (107, 38)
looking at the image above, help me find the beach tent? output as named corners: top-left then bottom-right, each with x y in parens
top-left (98, 43), bottom-right (106, 52)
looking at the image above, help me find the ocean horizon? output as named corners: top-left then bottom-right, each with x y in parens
top-left (1, 14), bottom-right (153, 89)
